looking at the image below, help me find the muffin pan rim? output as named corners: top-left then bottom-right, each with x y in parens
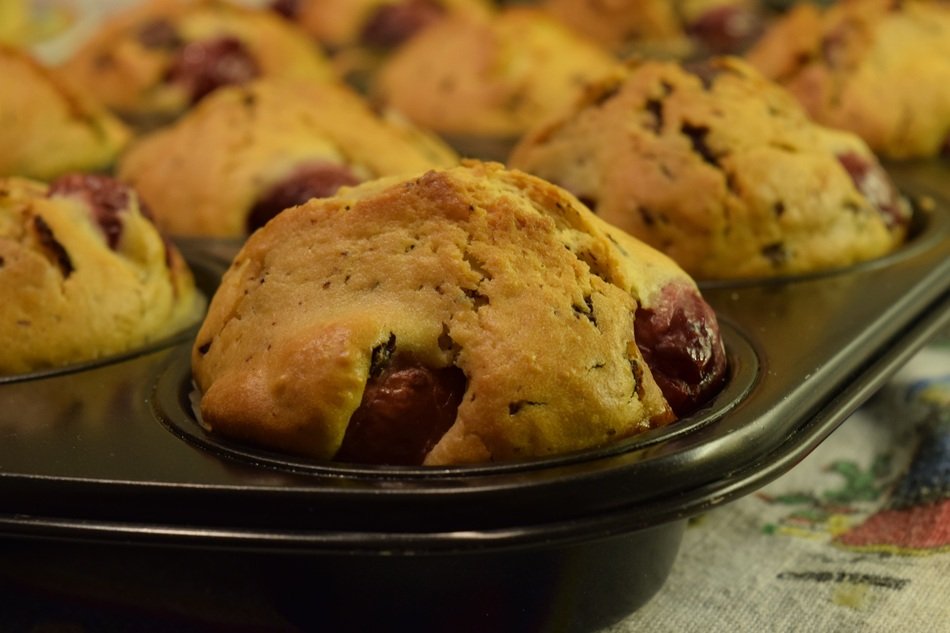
top-left (149, 318), bottom-right (756, 479)
top-left (0, 170), bottom-right (946, 543)
top-left (0, 287), bottom-right (945, 554)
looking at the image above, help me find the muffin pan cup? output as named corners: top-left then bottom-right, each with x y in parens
top-left (0, 170), bottom-right (947, 632)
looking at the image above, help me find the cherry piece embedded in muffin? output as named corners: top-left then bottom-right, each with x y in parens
top-left (48, 173), bottom-right (132, 249)
top-left (336, 351), bottom-right (467, 465)
top-left (836, 152), bottom-right (911, 229)
top-left (245, 162), bottom-right (361, 233)
top-left (361, 0), bottom-right (447, 49)
top-left (635, 281), bottom-right (727, 417)
top-left (165, 37), bottom-right (260, 104)
top-left (686, 4), bottom-right (763, 55)
top-left (270, 0), bottom-right (300, 20)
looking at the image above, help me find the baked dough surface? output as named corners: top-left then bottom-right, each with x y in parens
top-left (0, 47), bottom-right (129, 181)
top-left (746, 0), bottom-right (950, 159)
top-left (192, 161), bottom-right (704, 465)
top-left (59, 0), bottom-right (335, 125)
top-left (119, 78), bottom-right (458, 237)
top-left (374, 7), bottom-right (619, 138)
top-left (0, 176), bottom-right (203, 375)
top-left (510, 57), bottom-right (910, 279)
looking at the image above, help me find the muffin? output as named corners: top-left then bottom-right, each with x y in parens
top-left (58, 0), bottom-right (335, 129)
top-left (0, 174), bottom-right (204, 375)
top-left (746, 0), bottom-right (950, 159)
top-left (118, 78), bottom-right (459, 237)
top-left (509, 57), bottom-right (912, 280)
top-left (192, 161), bottom-right (727, 466)
top-left (373, 7), bottom-right (620, 141)
top-left (271, 0), bottom-right (493, 85)
top-left (544, 0), bottom-right (764, 58)
top-left (679, 0), bottom-right (766, 55)
top-left (271, 0), bottom-right (492, 51)
top-left (0, 47), bottom-right (130, 181)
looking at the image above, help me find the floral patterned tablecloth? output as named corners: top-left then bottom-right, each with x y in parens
top-left (614, 329), bottom-right (950, 633)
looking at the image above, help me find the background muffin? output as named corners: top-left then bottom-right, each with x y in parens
top-left (271, 0), bottom-right (493, 86)
top-left (510, 57), bottom-right (911, 280)
top-left (544, 0), bottom-right (764, 58)
top-left (0, 174), bottom-right (204, 375)
top-left (271, 0), bottom-right (492, 51)
top-left (746, 0), bottom-right (950, 159)
top-left (373, 6), bottom-right (620, 142)
top-left (192, 161), bottom-right (726, 466)
top-left (679, 0), bottom-right (765, 55)
top-left (118, 78), bottom-right (459, 237)
top-left (58, 0), bottom-right (335, 129)
top-left (0, 46), bottom-right (130, 181)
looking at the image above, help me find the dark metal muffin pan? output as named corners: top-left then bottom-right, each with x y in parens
top-left (0, 169), bottom-right (947, 633)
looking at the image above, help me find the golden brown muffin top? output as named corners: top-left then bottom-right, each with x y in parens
top-left (119, 78), bottom-right (459, 237)
top-left (0, 46), bottom-right (130, 181)
top-left (510, 57), bottom-right (911, 279)
top-left (59, 0), bottom-right (335, 127)
top-left (0, 174), bottom-right (203, 375)
top-left (374, 6), bottom-right (620, 138)
top-left (192, 161), bottom-right (727, 466)
top-left (746, 0), bottom-right (950, 158)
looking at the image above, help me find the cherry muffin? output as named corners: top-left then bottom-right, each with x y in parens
top-left (373, 7), bottom-right (620, 141)
top-left (270, 0), bottom-right (492, 85)
top-left (543, 0), bottom-right (764, 57)
top-left (192, 161), bottom-right (727, 466)
top-left (118, 78), bottom-right (458, 237)
top-left (271, 0), bottom-right (492, 52)
top-left (58, 0), bottom-right (335, 129)
top-left (509, 57), bottom-right (911, 280)
top-left (0, 174), bottom-right (204, 375)
top-left (0, 47), bottom-right (129, 181)
top-left (746, 0), bottom-right (950, 159)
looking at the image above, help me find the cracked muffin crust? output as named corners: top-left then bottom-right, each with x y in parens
top-left (509, 56), bottom-right (912, 280)
top-left (0, 47), bottom-right (130, 181)
top-left (746, 0), bottom-right (950, 159)
top-left (191, 161), bottom-right (726, 466)
top-left (58, 0), bottom-right (335, 129)
top-left (0, 174), bottom-right (204, 375)
top-left (118, 78), bottom-right (458, 237)
top-left (373, 7), bottom-right (620, 139)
